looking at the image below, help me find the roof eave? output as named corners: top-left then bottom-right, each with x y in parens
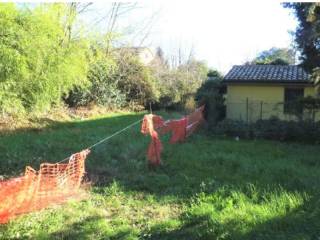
top-left (222, 79), bottom-right (314, 85)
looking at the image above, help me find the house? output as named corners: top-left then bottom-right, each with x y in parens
top-left (223, 65), bottom-right (319, 122)
top-left (115, 47), bottom-right (155, 65)
top-left (129, 47), bottom-right (155, 65)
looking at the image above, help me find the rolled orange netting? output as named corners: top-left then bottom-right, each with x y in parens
top-left (141, 114), bottom-right (165, 166)
top-left (0, 149), bottom-right (90, 224)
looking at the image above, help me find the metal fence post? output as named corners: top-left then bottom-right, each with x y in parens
top-left (246, 98), bottom-right (249, 123)
top-left (312, 107), bottom-right (316, 123)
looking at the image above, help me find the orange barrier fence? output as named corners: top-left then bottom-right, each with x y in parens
top-left (0, 118), bottom-right (142, 224)
top-left (0, 107), bottom-right (204, 223)
top-left (141, 106), bottom-right (205, 166)
top-left (0, 149), bottom-right (90, 224)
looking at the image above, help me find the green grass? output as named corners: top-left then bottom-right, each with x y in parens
top-left (0, 112), bottom-right (320, 239)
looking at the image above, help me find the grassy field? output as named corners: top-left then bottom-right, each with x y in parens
top-left (0, 112), bottom-right (320, 239)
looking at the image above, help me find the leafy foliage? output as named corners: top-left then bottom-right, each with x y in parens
top-left (250, 47), bottom-right (295, 65)
top-left (66, 59), bottom-right (126, 109)
top-left (115, 51), bottom-right (160, 108)
top-left (207, 69), bottom-right (223, 78)
top-left (153, 58), bottom-right (208, 110)
top-left (0, 112), bottom-right (320, 238)
top-left (287, 96), bottom-right (320, 120)
top-left (0, 4), bottom-right (213, 115)
top-left (214, 117), bottom-right (320, 143)
top-left (0, 4), bottom-right (89, 114)
top-left (195, 70), bottom-right (225, 128)
top-left (284, 3), bottom-right (320, 72)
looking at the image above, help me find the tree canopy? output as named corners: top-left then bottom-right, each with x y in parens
top-left (0, 4), bottom-right (89, 114)
top-left (250, 47), bottom-right (295, 65)
top-left (283, 3), bottom-right (320, 73)
top-left (0, 3), bottom-right (212, 115)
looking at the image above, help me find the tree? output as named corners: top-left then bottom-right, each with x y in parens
top-left (149, 46), bottom-right (209, 110)
top-left (154, 47), bottom-right (167, 67)
top-left (0, 4), bottom-right (89, 114)
top-left (65, 57), bottom-right (126, 109)
top-left (207, 69), bottom-right (223, 79)
top-left (66, 44), bottom-right (160, 110)
top-left (283, 3), bottom-right (320, 72)
top-left (88, 3), bottom-right (159, 52)
top-left (115, 49), bottom-right (159, 108)
top-left (283, 3), bottom-right (320, 91)
top-left (195, 70), bottom-right (225, 127)
top-left (157, 60), bottom-right (208, 109)
top-left (251, 47), bottom-right (296, 65)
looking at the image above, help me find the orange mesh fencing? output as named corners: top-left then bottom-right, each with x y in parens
top-left (0, 149), bottom-right (90, 224)
top-left (141, 106), bottom-right (205, 166)
top-left (141, 115), bottom-right (164, 166)
top-left (186, 105), bottom-right (205, 137)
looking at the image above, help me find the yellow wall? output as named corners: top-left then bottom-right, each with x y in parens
top-left (226, 84), bottom-right (317, 122)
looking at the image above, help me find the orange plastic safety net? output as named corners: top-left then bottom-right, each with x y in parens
top-left (141, 105), bottom-right (205, 166)
top-left (0, 149), bottom-right (90, 224)
top-left (141, 114), bottom-right (165, 166)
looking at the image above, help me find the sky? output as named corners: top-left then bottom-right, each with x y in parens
top-left (82, 1), bottom-right (297, 73)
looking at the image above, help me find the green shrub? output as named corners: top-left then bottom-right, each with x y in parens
top-left (253, 118), bottom-right (320, 143)
top-left (195, 77), bottom-right (225, 129)
top-left (65, 59), bottom-right (126, 109)
top-left (253, 117), bottom-right (288, 140)
top-left (183, 95), bottom-right (197, 113)
top-left (213, 117), bottom-right (320, 144)
top-left (0, 4), bottom-right (89, 114)
top-left (115, 52), bottom-right (159, 108)
top-left (214, 119), bottom-right (250, 138)
top-left (66, 49), bottom-right (158, 110)
top-left (152, 59), bottom-right (208, 110)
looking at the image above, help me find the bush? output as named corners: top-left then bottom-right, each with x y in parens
top-left (195, 76), bottom-right (225, 129)
top-left (0, 4), bottom-right (89, 114)
top-left (151, 59), bottom-right (208, 110)
top-left (252, 117), bottom-right (320, 142)
top-left (214, 119), bottom-right (250, 138)
top-left (212, 117), bottom-right (320, 144)
top-left (253, 117), bottom-right (288, 140)
top-left (183, 95), bottom-right (197, 113)
top-left (66, 48), bottom-right (159, 110)
top-left (115, 51), bottom-right (159, 108)
top-left (66, 59), bottom-right (126, 110)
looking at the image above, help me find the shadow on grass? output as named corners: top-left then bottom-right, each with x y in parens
top-left (42, 196), bottom-right (320, 239)
top-left (49, 216), bottom-right (104, 240)
top-left (143, 195), bottom-right (320, 240)
top-left (1, 112), bottom-right (320, 239)
top-left (47, 215), bottom-right (137, 240)
top-left (240, 195), bottom-right (320, 240)
top-left (0, 112), bottom-right (146, 176)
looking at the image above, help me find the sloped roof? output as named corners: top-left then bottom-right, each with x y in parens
top-left (223, 65), bottom-right (311, 84)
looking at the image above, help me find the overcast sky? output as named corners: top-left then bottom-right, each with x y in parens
top-left (82, 1), bottom-right (297, 73)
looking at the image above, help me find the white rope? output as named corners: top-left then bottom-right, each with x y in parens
top-left (56, 118), bottom-right (143, 164)
top-left (87, 118), bottom-right (143, 149)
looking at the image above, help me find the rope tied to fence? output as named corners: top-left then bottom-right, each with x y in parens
top-left (0, 118), bottom-right (143, 224)
top-left (56, 118), bottom-right (143, 164)
top-left (0, 106), bottom-right (205, 223)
